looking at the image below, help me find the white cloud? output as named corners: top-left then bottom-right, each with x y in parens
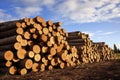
top-left (0, 0), bottom-right (120, 23)
top-left (15, 7), bottom-right (42, 18)
top-left (53, 0), bottom-right (120, 23)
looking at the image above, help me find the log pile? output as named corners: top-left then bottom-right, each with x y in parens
top-left (0, 16), bottom-right (79, 75)
top-left (67, 31), bottom-right (117, 63)
top-left (0, 16), bottom-right (117, 75)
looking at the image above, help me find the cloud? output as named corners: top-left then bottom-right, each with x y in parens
top-left (0, 0), bottom-right (120, 23)
top-left (99, 31), bottom-right (117, 36)
top-left (53, 0), bottom-right (120, 23)
top-left (15, 7), bottom-right (42, 18)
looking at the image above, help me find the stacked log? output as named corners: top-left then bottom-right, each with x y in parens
top-left (0, 16), bottom-right (79, 75)
top-left (67, 31), bottom-right (117, 63)
top-left (92, 42), bottom-right (117, 61)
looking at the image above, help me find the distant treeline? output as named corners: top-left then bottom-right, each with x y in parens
top-left (114, 44), bottom-right (120, 53)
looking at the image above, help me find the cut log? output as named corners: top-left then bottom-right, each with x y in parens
top-left (19, 59), bottom-right (33, 69)
top-left (32, 63), bottom-right (39, 72)
top-left (0, 21), bottom-right (21, 32)
top-left (0, 51), bottom-right (14, 61)
top-left (34, 54), bottom-right (41, 62)
top-left (32, 45), bottom-right (41, 54)
top-left (42, 46), bottom-right (48, 53)
top-left (5, 61), bottom-right (12, 67)
top-left (41, 34), bottom-right (48, 42)
top-left (9, 66), bottom-right (17, 75)
top-left (43, 28), bottom-right (49, 35)
top-left (28, 51), bottom-right (35, 58)
top-left (14, 42), bottom-right (22, 50)
top-left (35, 16), bottom-right (45, 23)
top-left (23, 31), bottom-right (31, 39)
top-left (17, 48), bottom-right (27, 59)
top-left (49, 47), bottom-right (56, 56)
top-left (19, 68), bottom-right (27, 75)
top-left (47, 20), bottom-right (53, 26)
top-left (39, 64), bottom-right (45, 71)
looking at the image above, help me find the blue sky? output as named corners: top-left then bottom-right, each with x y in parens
top-left (0, 0), bottom-right (120, 49)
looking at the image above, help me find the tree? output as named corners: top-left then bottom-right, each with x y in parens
top-left (114, 44), bottom-right (118, 53)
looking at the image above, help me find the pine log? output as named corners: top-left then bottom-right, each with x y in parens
top-left (0, 21), bottom-right (21, 32)
top-left (32, 45), bottom-right (41, 54)
top-left (32, 63), bottom-right (39, 72)
top-left (34, 54), bottom-right (41, 62)
top-left (17, 48), bottom-right (26, 59)
top-left (0, 28), bottom-right (16, 38)
top-left (19, 59), bottom-right (33, 69)
top-left (0, 51), bottom-right (14, 61)
top-left (19, 68), bottom-right (27, 75)
top-left (0, 36), bottom-right (17, 45)
top-left (9, 66), bottom-right (17, 75)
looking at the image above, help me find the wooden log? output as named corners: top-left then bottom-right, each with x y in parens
top-left (40, 34), bottom-right (48, 42)
top-left (0, 28), bottom-right (16, 38)
top-left (34, 54), bottom-right (41, 62)
top-left (0, 44), bottom-right (14, 51)
top-left (5, 60), bottom-right (12, 67)
top-left (47, 55), bottom-right (53, 60)
top-left (41, 57), bottom-right (48, 66)
top-left (19, 59), bottom-right (33, 69)
top-left (19, 68), bottom-right (27, 75)
top-left (68, 43), bottom-right (85, 46)
top-left (67, 39), bottom-right (86, 43)
top-left (20, 39), bottom-right (27, 47)
top-left (32, 63), bottom-right (39, 72)
top-left (43, 28), bottom-right (49, 35)
top-left (53, 22), bottom-right (62, 27)
top-left (49, 47), bottom-right (56, 56)
top-left (9, 66), bottom-right (17, 75)
top-left (0, 35), bottom-right (17, 45)
top-left (39, 64), bottom-right (45, 71)
top-left (47, 41), bottom-right (52, 47)
top-left (57, 44), bottom-right (64, 53)
top-left (0, 51), bottom-right (14, 61)
top-left (17, 48), bottom-right (27, 59)
top-left (47, 20), bottom-right (53, 26)
top-left (14, 42), bottom-right (22, 50)
top-left (48, 65), bottom-right (53, 70)
top-left (35, 16), bottom-right (45, 23)
top-left (32, 45), bottom-right (41, 54)
top-left (51, 58), bottom-right (57, 66)
top-left (0, 21), bottom-right (21, 32)
top-left (23, 31), bottom-right (31, 39)
top-left (28, 51), bottom-right (35, 58)
top-left (21, 22), bottom-right (27, 28)
top-left (42, 46), bottom-right (48, 53)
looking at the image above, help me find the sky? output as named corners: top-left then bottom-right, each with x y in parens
top-left (0, 0), bottom-right (120, 49)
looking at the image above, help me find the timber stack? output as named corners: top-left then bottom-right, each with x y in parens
top-left (0, 16), bottom-right (79, 75)
top-left (67, 31), bottom-right (117, 63)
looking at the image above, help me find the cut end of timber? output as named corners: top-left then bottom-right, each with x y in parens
top-left (4, 50), bottom-right (14, 61)
top-left (25, 59), bottom-right (33, 69)
top-left (33, 45), bottom-right (41, 54)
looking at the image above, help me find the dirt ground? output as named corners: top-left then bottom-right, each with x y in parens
top-left (1, 59), bottom-right (120, 80)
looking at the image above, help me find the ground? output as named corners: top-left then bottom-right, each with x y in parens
top-left (1, 59), bottom-right (120, 80)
